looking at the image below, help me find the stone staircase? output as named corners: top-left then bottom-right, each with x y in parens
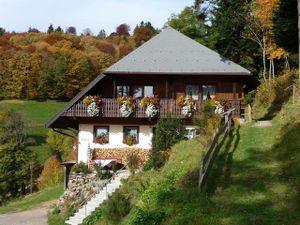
top-left (65, 170), bottom-right (130, 225)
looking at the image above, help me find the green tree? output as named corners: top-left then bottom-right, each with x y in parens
top-left (149, 118), bottom-right (186, 169)
top-left (166, 6), bottom-right (207, 44)
top-left (47, 24), bottom-right (54, 33)
top-left (38, 52), bottom-right (69, 99)
top-left (46, 129), bottom-right (74, 161)
top-left (0, 108), bottom-right (32, 201)
top-left (208, 0), bottom-right (259, 75)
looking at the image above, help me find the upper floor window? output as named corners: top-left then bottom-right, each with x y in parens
top-left (202, 85), bottom-right (216, 100)
top-left (185, 85), bottom-right (199, 100)
top-left (118, 85), bottom-right (153, 98)
top-left (117, 85), bottom-right (130, 96)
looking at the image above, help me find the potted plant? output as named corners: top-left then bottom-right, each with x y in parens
top-left (124, 135), bottom-right (136, 146)
top-left (140, 96), bottom-right (159, 118)
top-left (176, 96), bottom-right (196, 118)
top-left (117, 96), bottom-right (135, 117)
top-left (93, 133), bottom-right (109, 144)
top-left (83, 95), bottom-right (101, 117)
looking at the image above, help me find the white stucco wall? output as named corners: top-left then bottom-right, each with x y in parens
top-left (78, 124), bottom-right (153, 163)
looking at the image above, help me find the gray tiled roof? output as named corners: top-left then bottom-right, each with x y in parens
top-left (106, 27), bottom-right (251, 75)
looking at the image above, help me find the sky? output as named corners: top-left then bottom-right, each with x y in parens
top-left (0, 0), bottom-right (194, 35)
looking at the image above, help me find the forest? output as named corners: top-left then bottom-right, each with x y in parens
top-left (0, 0), bottom-right (297, 101)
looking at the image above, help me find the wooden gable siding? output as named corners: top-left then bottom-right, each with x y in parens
top-left (87, 74), bottom-right (246, 100)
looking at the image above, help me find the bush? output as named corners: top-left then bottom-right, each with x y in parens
top-left (38, 156), bottom-right (63, 189)
top-left (149, 118), bottom-right (186, 169)
top-left (71, 162), bottom-right (92, 174)
top-left (253, 69), bottom-right (298, 120)
top-left (194, 100), bottom-right (222, 147)
top-left (126, 152), bottom-right (141, 174)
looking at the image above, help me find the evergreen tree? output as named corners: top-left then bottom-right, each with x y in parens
top-left (97, 29), bottom-right (106, 38)
top-left (47, 24), bottom-right (54, 33)
top-left (0, 27), bottom-right (5, 36)
top-left (0, 108), bottom-right (32, 201)
top-left (54, 26), bottom-right (63, 33)
top-left (208, 0), bottom-right (259, 74)
top-left (273, 0), bottom-right (298, 54)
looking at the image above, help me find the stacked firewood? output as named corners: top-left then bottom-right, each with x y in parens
top-left (92, 148), bottom-right (150, 167)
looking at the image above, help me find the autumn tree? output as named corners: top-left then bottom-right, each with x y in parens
top-left (66, 26), bottom-right (77, 35)
top-left (28, 27), bottom-right (40, 33)
top-left (47, 24), bottom-right (54, 33)
top-left (133, 23), bottom-right (154, 46)
top-left (116, 24), bottom-right (130, 36)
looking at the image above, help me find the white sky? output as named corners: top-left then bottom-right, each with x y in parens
top-left (0, 0), bottom-right (194, 34)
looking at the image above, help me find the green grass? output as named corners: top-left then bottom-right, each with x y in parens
top-left (202, 99), bottom-right (300, 224)
top-left (0, 100), bottom-right (67, 163)
top-left (83, 99), bottom-right (300, 225)
top-left (0, 185), bottom-right (63, 214)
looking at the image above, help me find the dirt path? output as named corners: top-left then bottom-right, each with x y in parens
top-left (0, 205), bottom-right (48, 225)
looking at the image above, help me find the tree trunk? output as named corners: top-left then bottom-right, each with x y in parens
top-left (298, 0), bottom-right (300, 79)
top-left (262, 37), bottom-right (267, 82)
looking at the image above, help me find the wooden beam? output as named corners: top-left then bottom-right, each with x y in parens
top-left (113, 79), bottom-right (116, 98)
top-left (233, 82), bottom-right (237, 99)
top-left (165, 80), bottom-right (169, 98)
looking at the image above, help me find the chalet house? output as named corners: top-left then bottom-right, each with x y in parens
top-left (46, 27), bottom-right (251, 164)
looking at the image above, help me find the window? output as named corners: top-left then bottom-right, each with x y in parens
top-left (116, 85), bottom-right (153, 97)
top-left (185, 85), bottom-right (199, 100)
top-left (123, 126), bottom-right (139, 145)
top-left (94, 126), bottom-right (109, 144)
top-left (133, 86), bottom-right (143, 99)
top-left (144, 86), bottom-right (154, 97)
top-left (117, 85), bottom-right (130, 96)
top-left (202, 85), bottom-right (216, 100)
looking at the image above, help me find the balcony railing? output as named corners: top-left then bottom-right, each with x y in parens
top-left (63, 98), bottom-right (241, 118)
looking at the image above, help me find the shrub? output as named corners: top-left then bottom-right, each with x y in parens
top-left (38, 156), bottom-right (63, 189)
top-left (102, 192), bottom-right (131, 222)
top-left (149, 118), bottom-right (186, 169)
top-left (71, 162), bottom-right (92, 174)
top-left (253, 69), bottom-right (298, 120)
top-left (126, 152), bottom-right (141, 174)
top-left (193, 100), bottom-right (222, 147)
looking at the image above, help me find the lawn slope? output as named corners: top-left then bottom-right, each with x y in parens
top-left (84, 98), bottom-right (300, 225)
top-left (0, 100), bottom-right (66, 163)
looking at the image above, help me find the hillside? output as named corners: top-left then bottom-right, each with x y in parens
top-left (0, 24), bottom-right (155, 101)
top-left (82, 96), bottom-right (300, 225)
top-left (0, 100), bottom-right (66, 163)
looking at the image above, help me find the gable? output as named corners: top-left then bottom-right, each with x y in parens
top-left (106, 27), bottom-right (251, 75)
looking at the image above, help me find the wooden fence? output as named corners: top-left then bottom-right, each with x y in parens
top-left (198, 108), bottom-right (234, 191)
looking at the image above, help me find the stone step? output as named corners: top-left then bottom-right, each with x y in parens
top-left (65, 170), bottom-right (130, 225)
top-left (65, 220), bottom-right (78, 225)
top-left (66, 216), bottom-right (83, 225)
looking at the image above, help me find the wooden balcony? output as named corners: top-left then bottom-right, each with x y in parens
top-left (63, 98), bottom-right (241, 118)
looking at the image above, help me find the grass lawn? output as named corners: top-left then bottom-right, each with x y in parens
top-left (203, 103), bottom-right (300, 225)
top-left (0, 185), bottom-right (63, 214)
top-left (0, 100), bottom-right (67, 163)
